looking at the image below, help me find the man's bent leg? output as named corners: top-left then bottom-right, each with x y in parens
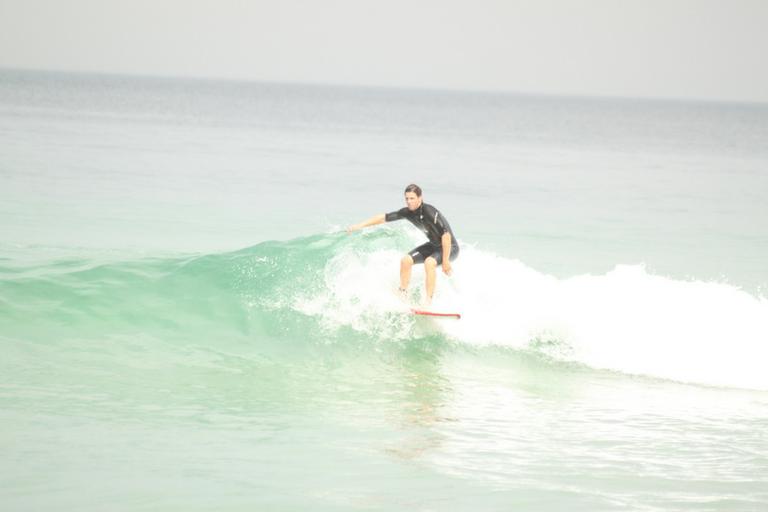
top-left (400, 255), bottom-right (414, 292)
top-left (424, 257), bottom-right (437, 306)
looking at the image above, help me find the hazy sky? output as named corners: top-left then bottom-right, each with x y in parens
top-left (1, 0), bottom-right (767, 102)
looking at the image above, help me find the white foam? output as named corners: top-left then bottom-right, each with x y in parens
top-left (298, 243), bottom-right (768, 390)
top-left (294, 247), bottom-right (416, 340)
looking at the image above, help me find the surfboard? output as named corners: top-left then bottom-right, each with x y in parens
top-left (411, 308), bottom-right (461, 319)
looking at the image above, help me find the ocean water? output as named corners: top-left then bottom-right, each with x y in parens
top-left (1, 69), bottom-right (767, 511)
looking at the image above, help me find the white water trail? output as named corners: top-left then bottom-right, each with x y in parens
top-left (299, 242), bottom-right (768, 390)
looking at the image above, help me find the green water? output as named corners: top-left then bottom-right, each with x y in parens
top-left (2, 70), bottom-right (768, 511)
top-left (3, 233), bottom-right (767, 510)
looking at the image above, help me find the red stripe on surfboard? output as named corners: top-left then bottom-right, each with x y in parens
top-left (411, 308), bottom-right (461, 319)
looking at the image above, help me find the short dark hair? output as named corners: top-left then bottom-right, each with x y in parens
top-left (404, 184), bottom-right (422, 197)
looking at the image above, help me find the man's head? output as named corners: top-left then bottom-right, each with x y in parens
top-left (404, 184), bottom-right (423, 211)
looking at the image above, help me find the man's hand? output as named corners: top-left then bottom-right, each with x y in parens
top-left (440, 233), bottom-right (453, 274)
top-left (346, 214), bottom-right (385, 234)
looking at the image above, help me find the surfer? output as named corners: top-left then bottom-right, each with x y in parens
top-left (346, 184), bottom-right (459, 307)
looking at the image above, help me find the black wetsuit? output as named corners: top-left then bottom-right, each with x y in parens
top-left (385, 203), bottom-right (459, 265)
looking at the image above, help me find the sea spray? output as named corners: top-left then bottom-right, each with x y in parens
top-left (3, 231), bottom-right (767, 390)
top-left (302, 235), bottom-right (768, 390)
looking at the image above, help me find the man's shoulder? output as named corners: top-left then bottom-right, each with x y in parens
top-left (395, 206), bottom-right (410, 217)
top-left (385, 207), bottom-right (410, 222)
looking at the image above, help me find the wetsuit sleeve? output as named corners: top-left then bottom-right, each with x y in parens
top-left (435, 213), bottom-right (448, 235)
top-left (429, 206), bottom-right (449, 235)
top-left (385, 208), bottom-right (408, 222)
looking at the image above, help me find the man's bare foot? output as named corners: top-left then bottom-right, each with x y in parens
top-left (398, 287), bottom-right (409, 302)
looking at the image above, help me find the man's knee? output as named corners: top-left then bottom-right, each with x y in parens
top-left (424, 257), bottom-right (437, 268)
top-left (401, 255), bottom-right (414, 266)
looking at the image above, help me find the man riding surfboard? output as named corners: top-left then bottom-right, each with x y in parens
top-left (346, 184), bottom-right (459, 307)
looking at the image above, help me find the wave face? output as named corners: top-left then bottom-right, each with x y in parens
top-left (2, 230), bottom-right (767, 390)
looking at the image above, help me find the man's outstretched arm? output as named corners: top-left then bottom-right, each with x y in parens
top-left (346, 213), bottom-right (386, 233)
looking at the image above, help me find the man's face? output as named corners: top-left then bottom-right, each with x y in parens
top-left (405, 191), bottom-right (422, 211)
